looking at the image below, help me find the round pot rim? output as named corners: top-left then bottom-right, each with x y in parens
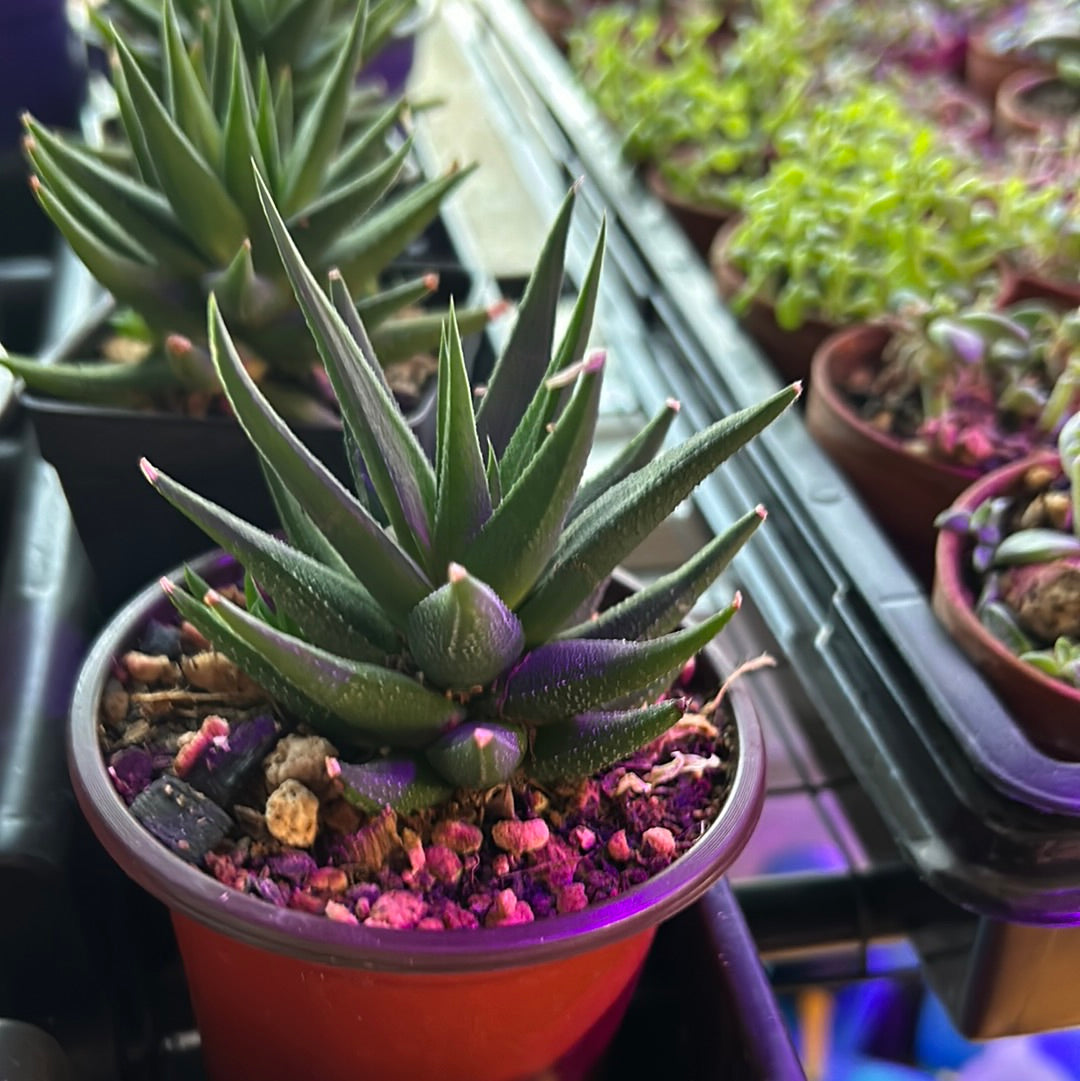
top-left (997, 67), bottom-right (1075, 128)
top-left (68, 551), bottom-right (767, 974)
top-left (933, 451), bottom-right (1080, 709)
top-left (809, 323), bottom-right (982, 484)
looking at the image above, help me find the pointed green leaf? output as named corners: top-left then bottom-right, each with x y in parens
top-left (0, 351), bottom-right (177, 405)
top-left (462, 351), bottom-right (605, 608)
top-left (355, 273), bottom-right (438, 328)
top-left (282, 0), bottom-right (368, 212)
top-left (255, 170), bottom-right (437, 564)
top-left (432, 309), bottom-right (493, 573)
top-left (203, 240), bottom-right (279, 326)
top-left (327, 269), bottom-right (393, 391)
top-left (167, 571), bottom-right (351, 737)
top-left (254, 57), bottom-right (283, 192)
top-left (569, 397), bottom-right (679, 521)
top-left (406, 563), bottom-right (523, 690)
top-left (369, 305), bottom-right (490, 367)
top-left (257, 455), bottom-right (353, 576)
top-left (499, 602), bottom-right (739, 723)
top-left (203, 587), bottom-right (462, 745)
top-left (161, 0), bottom-right (222, 164)
top-left (208, 0), bottom-right (236, 120)
top-left (327, 166), bottom-right (474, 285)
top-left (427, 721), bottom-right (526, 789)
top-left (518, 384), bottom-right (801, 642)
top-left (486, 440), bottom-right (502, 509)
top-left (561, 508), bottom-right (765, 640)
top-left (336, 755), bottom-right (454, 813)
top-left (529, 701), bottom-right (685, 783)
top-left (290, 136), bottom-right (411, 263)
top-left (207, 293), bottom-right (431, 624)
top-left (29, 179), bottom-right (200, 335)
top-left (111, 50), bottom-right (160, 185)
top-left (24, 118), bottom-right (206, 277)
top-left (221, 42), bottom-right (271, 233)
top-left (142, 458), bottom-right (398, 658)
top-left (476, 185), bottom-right (576, 456)
top-left (114, 34), bottom-right (247, 264)
top-left (272, 64), bottom-right (294, 150)
top-left (499, 216), bottom-right (605, 487)
top-left (326, 97), bottom-right (404, 187)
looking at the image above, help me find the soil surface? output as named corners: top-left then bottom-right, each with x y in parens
top-left (100, 599), bottom-right (738, 931)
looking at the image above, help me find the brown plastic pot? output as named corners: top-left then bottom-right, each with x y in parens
top-left (644, 165), bottom-right (732, 259)
top-left (708, 220), bottom-right (837, 384)
top-left (806, 324), bottom-right (979, 586)
top-left (965, 25), bottom-right (1048, 103)
top-left (526, 0), bottom-right (575, 52)
top-left (932, 452), bottom-right (1080, 760)
top-left (996, 260), bottom-right (1080, 309)
top-left (68, 552), bottom-right (767, 1081)
top-left (995, 69), bottom-right (1079, 139)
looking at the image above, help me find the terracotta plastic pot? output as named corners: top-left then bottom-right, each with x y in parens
top-left (644, 166), bottom-right (732, 259)
top-left (965, 25), bottom-right (1048, 103)
top-left (995, 69), bottom-right (1077, 139)
top-left (526, 0), bottom-right (576, 52)
top-left (806, 324), bottom-right (978, 586)
top-left (996, 261), bottom-right (1080, 309)
top-left (932, 452), bottom-right (1080, 760)
top-left (708, 220), bottom-right (837, 384)
top-left (68, 552), bottom-right (767, 1081)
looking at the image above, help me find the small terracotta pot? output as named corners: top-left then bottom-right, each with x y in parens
top-left (708, 220), bottom-right (837, 384)
top-left (965, 25), bottom-right (1048, 103)
top-left (644, 165), bottom-right (732, 259)
top-left (806, 324), bottom-right (979, 585)
top-left (69, 553), bottom-right (768, 1081)
top-left (996, 261), bottom-right (1080, 309)
top-left (995, 69), bottom-right (1079, 140)
top-left (932, 452), bottom-right (1080, 760)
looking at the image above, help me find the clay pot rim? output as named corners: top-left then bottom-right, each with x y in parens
top-left (707, 217), bottom-right (836, 336)
top-left (809, 323), bottom-right (984, 484)
top-left (932, 451), bottom-right (1080, 710)
top-left (643, 162), bottom-right (736, 222)
top-left (68, 551), bottom-right (766, 975)
top-left (997, 67), bottom-right (1076, 132)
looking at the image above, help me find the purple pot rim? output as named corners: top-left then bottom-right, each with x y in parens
top-left (933, 451), bottom-right (1080, 708)
top-left (68, 551), bottom-right (767, 974)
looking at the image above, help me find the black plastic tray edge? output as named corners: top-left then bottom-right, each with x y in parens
top-left (452, 0), bottom-right (1080, 922)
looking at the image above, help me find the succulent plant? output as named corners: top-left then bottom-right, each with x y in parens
top-left (937, 413), bottom-right (1080, 688)
top-left (869, 298), bottom-right (1080, 468)
top-left (0, 0), bottom-right (485, 416)
top-left (141, 174), bottom-right (799, 811)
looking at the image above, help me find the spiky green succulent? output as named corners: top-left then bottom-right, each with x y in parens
top-left (142, 174), bottom-right (799, 811)
top-left (1, 0), bottom-right (483, 416)
top-left (88, 0), bottom-right (422, 109)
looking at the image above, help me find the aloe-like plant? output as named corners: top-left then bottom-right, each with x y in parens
top-left (869, 299), bottom-right (1080, 468)
top-left (0, 0), bottom-right (485, 416)
top-left (141, 174), bottom-right (799, 811)
top-left (937, 413), bottom-right (1080, 688)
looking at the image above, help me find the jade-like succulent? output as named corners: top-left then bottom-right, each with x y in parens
top-left (937, 413), bottom-right (1080, 688)
top-left (872, 299), bottom-right (1080, 468)
top-left (0, 0), bottom-right (484, 416)
top-left (142, 174), bottom-right (799, 811)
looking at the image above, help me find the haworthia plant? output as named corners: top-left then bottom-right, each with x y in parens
top-left (144, 172), bottom-right (801, 811)
top-left (1, 0), bottom-right (487, 417)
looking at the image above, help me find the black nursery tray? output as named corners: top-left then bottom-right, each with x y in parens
top-left (449, 0), bottom-right (1080, 1037)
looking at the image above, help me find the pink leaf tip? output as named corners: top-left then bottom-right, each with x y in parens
top-left (139, 458), bottom-right (158, 483)
top-left (204, 590), bottom-right (222, 606)
top-left (755, 504), bottom-right (767, 520)
top-left (732, 590), bottom-right (743, 610)
top-left (448, 562), bottom-right (468, 584)
top-left (159, 577), bottom-right (175, 595)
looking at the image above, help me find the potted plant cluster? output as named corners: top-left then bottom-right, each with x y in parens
top-left (69, 174), bottom-right (799, 1080)
top-left (0, 0), bottom-right (494, 608)
top-left (966, 0), bottom-right (1064, 102)
top-left (933, 412), bottom-right (1080, 758)
top-left (568, 0), bottom-right (819, 255)
top-left (806, 297), bottom-right (1080, 580)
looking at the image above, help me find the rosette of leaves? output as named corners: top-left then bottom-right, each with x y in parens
top-left (872, 299), bottom-right (1080, 468)
top-left (937, 413), bottom-right (1080, 688)
top-left (86, 0), bottom-right (422, 109)
top-left (0, 0), bottom-right (485, 417)
top-left (142, 174), bottom-right (799, 811)
top-left (727, 83), bottom-right (1064, 329)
